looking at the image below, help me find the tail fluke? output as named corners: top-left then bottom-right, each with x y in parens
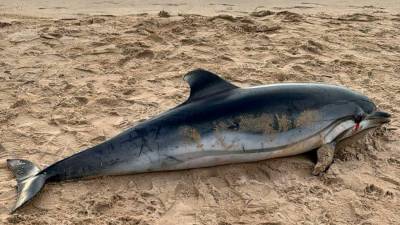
top-left (7, 159), bottom-right (47, 213)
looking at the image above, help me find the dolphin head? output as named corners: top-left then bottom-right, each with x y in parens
top-left (334, 103), bottom-right (391, 143)
top-left (318, 87), bottom-right (391, 145)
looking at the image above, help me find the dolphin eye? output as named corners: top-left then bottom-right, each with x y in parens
top-left (354, 113), bottom-right (365, 123)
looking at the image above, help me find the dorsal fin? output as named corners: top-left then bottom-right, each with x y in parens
top-left (183, 69), bottom-right (238, 102)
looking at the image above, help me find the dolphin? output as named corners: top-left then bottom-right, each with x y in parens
top-left (7, 69), bottom-right (390, 212)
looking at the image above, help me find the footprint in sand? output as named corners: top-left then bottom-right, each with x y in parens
top-left (338, 13), bottom-right (379, 22)
top-left (250, 10), bottom-right (274, 17)
top-left (0, 22), bottom-right (11, 28)
top-left (275, 11), bottom-right (303, 22)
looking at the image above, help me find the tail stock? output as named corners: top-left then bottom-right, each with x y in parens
top-left (7, 159), bottom-right (47, 213)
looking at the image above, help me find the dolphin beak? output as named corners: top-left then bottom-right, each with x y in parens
top-left (366, 111), bottom-right (391, 124)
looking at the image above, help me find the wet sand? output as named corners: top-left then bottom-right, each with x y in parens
top-left (0, 1), bottom-right (400, 225)
top-left (1, 0), bottom-right (400, 17)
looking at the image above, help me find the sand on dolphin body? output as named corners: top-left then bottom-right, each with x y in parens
top-left (0, 2), bottom-right (400, 225)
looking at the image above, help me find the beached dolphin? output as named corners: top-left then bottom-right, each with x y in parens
top-left (7, 69), bottom-right (390, 212)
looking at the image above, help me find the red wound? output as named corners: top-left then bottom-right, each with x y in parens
top-left (355, 123), bottom-right (360, 131)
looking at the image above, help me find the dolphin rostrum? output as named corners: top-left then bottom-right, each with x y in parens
top-left (7, 69), bottom-right (390, 212)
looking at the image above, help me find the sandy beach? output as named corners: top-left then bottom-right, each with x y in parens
top-left (0, 1), bottom-right (399, 224)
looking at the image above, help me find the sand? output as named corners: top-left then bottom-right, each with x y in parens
top-left (0, 1), bottom-right (400, 225)
top-left (1, 0), bottom-right (400, 18)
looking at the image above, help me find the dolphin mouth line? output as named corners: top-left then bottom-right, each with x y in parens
top-left (334, 110), bottom-right (390, 143)
top-left (366, 111), bottom-right (391, 124)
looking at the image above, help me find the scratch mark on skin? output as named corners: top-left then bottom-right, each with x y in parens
top-left (154, 126), bottom-right (161, 140)
top-left (145, 151), bottom-right (152, 164)
top-left (166, 155), bottom-right (184, 163)
top-left (142, 136), bottom-right (154, 154)
top-left (157, 143), bottom-right (161, 164)
top-left (139, 142), bottom-right (144, 157)
top-left (121, 131), bottom-right (139, 145)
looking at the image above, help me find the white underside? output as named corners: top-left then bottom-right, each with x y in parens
top-left (105, 120), bottom-right (356, 175)
top-left (162, 120), bottom-right (355, 170)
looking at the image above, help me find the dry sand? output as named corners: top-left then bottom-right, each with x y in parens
top-left (0, 2), bottom-right (400, 225)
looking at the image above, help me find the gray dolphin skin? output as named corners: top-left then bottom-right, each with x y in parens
top-left (7, 69), bottom-right (390, 212)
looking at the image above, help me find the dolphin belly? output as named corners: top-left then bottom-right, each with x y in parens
top-left (157, 133), bottom-right (323, 171)
top-left (103, 118), bottom-right (357, 174)
top-left (103, 127), bottom-right (326, 174)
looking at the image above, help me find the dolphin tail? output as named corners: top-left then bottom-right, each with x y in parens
top-left (7, 159), bottom-right (47, 213)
